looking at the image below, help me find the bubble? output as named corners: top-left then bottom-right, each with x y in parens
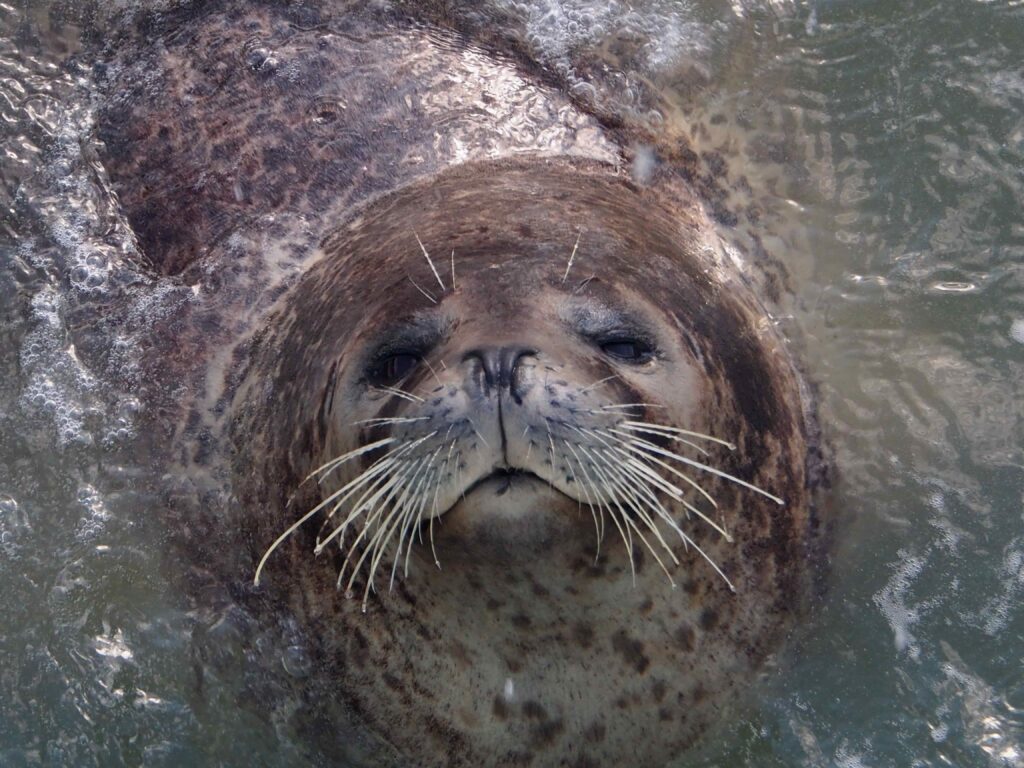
top-left (20, 288), bottom-right (101, 446)
top-left (281, 645), bottom-right (313, 678)
top-left (68, 249), bottom-right (112, 293)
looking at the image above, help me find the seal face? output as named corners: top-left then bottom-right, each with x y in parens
top-left (233, 162), bottom-right (823, 767)
top-left (92, 4), bottom-right (827, 766)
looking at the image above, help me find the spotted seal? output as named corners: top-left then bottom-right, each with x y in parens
top-left (90, 2), bottom-right (828, 766)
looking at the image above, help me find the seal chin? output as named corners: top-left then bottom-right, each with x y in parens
top-left (440, 470), bottom-right (583, 563)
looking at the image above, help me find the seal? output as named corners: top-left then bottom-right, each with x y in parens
top-left (91, 2), bottom-right (828, 766)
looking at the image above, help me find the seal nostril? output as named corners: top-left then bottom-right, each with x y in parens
top-left (463, 346), bottom-right (536, 398)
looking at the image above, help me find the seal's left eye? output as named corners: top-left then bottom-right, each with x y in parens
top-left (370, 353), bottom-right (419, 385)
top-left (602, 340), bottom-right (648, 362)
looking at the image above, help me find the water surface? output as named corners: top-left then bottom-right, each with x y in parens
top-left (1, 0), bottom-right (1022, 765)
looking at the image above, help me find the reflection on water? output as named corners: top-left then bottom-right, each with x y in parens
top-left (1, 0), bottom-right (1022, 765)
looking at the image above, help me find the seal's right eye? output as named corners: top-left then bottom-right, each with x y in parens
top-left (369, 353), bottom-right (419, 385)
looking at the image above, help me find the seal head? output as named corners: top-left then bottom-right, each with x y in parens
top-left (234, 160), bottom-right (823, 767)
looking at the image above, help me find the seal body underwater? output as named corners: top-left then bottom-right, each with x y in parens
top-left (91, 2), bottom-right (829, 766)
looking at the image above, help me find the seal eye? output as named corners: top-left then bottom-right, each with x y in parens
top-left (602, 340), bottom-right (647, 362)
top-left (370, 353), bottom-right (419, 385)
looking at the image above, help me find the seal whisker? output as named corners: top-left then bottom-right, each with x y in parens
top-left (596, 456), bottom-right (680, 585)
top-left (407, 274), bottom-right (437, 304)
top-left (466, 418), bottom-right (489, 448)
top-left (618, 453), bottom-right (731, 541)
top-left (580, 374), bottom-right (620, 393)
top-left (353, 416), bottom-right (430, 426)
top-left (319, 431), bottom-right (439, 520)
top-left (563, 440), bottom-right (606, 555)
top-left (407, 458), bottom-right (444, 576)
top-left (419, 356), bottom-right (444, 387)
top-left (398, 446), bottom-right (445, 581)
top-left (374, 385), bottom-right (425, 403)
top-left (611, 432), bottom-right (784, 505)
top-left (417, 435), bottom-right (450, 550)
top-left (369, 455), bottom-right (435, 597)
top-left (309, 433), bottom-right (440, 556)
top-left (576, 424), bottom-right (732, 543)
top-left (576, 427), bottom-right (691, 553)
top-left (305, 437), bottom-right (397, 482)
top-left (603, 423), bottom-right (710, 456)
top-left (577, 436), bottom-right (737, 593)
top-left (568, 442), bottom-right (615, 547)
top-left (587, 450), bottom-right (677, 586)
top-left (429, 440), bottom-right (458, 568)
top-left (619, 421), bottom-right (736, 450)
top-left (600, 449), bottom-right (737, 591)
top-left (544, 422), bottom-right (558, 471)
top-left (336, 444), bottom-right (433, 546)
top-left (317, 462), bottom-right (410, 552)
top-left (340, 455), bottom-right (430, 606)
top-left (414, 231), bottom-right (446, 291)
top-left (390, 460), bottom-right (436, 589)
top-left (555, 438), bottom-right (583, 514)
top-left (596, 449), bottom-right (681, 556)
top-left (598, 403), bottom-right (667, 410)
top-left (450, 248), bottom-right (456, 290)
top-left (603, 429), bottom-right (721, 510)
top-left (256, 441), bottom-right (410, 585)
top-left (561, 230), bottom-right (582, 283)
top-left (576, 443), bottom-right (637, 583)
top-left (573, 275), bottom-right (597, 294)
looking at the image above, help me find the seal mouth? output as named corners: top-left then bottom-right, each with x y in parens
top-left (464, 467), bottom-right (549, 498)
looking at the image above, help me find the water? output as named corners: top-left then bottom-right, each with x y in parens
top-left (1, 0), bottom-right (1022, 765)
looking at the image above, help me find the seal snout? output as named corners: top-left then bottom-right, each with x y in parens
top-left (462, 345), bottom-right (536, 403)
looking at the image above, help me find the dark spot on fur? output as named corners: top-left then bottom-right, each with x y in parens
top-left (659, 707), bottom-right (673, 722)
top-left (630, 545), bottom-right (644, 573)
top-left (584, 722), bottom-right (605, 742)
top-left (611, 629), bottom-right (649, 674)
top-left (350, 627), bottom-right (369, 668)
top-left (450, 640), bottom-right (472, 669)
top-left (493, 696), bottom-right (510, 720)
top-left (504, 751), bottom-right (534, 766)
top-left (651, 679), bottom-right (667, 703)
top-left (699, 608), bottom-right (719, 631)
top-left (522, 701), bottom-right (564, 748)
top-left (523, 701), bottom-right (546, 720)
top-left (512, 613), bottom-right (531, 629)
top-left (486, 597), bottom-right (504, 611)
top-left (573, 622), bottom-right (594, 649)
top-left (675, 623), bottom-right (696, 652)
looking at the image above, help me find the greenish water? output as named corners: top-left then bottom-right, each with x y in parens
top-left (1, 1), bottom-right (1022, 765)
